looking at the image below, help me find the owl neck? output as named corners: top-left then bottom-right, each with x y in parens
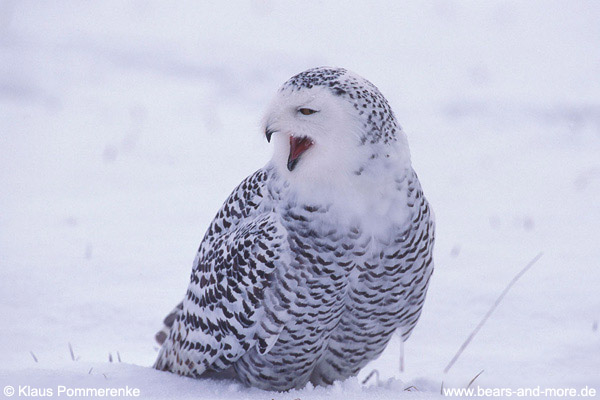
top-left (266, 143), bottom-right (412, 224)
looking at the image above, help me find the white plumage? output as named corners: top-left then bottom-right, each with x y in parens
top-left (154, 67), bottom-right (435, 391)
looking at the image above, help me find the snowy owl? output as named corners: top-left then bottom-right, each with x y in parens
top-left (154, 67), bottom-right (435, 391)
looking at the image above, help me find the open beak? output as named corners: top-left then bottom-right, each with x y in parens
top-left (287, 136), bottom-right (314, 171)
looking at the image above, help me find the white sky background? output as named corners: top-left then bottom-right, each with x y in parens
top-left (1, 1), bottom-right (599, 398)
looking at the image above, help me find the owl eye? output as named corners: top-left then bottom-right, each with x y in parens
top-left (298, 108), bottom-right (318, 115)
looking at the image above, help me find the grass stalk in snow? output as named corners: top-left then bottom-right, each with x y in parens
top-left (361, 369), bottom-right (380, 385)
top-left (444, 252), bottom-right (544, 373)
top-left (68, 343), bottom-right (75, 361)
top-left (466, 370), bottom-right (485, 389)
top-left (399, 339), bottom-right (404, 373)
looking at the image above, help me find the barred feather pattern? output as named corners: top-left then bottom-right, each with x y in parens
top-left (154, 166), bottom-right (434, 390)
top-left (154, 169), bottom-right (292, 376)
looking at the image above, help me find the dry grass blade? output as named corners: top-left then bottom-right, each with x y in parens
top-left (117, 351), bottom-right (122, 362)
top-left (108, 353), bottom-right (113, 363)
top-left (466, 370), bottom-right (485, 389)
top-left (443, 252), bottom-right (543, 373)
top-left (88, 367), bottom-right (93, 374)
top-left (30, 351), bottom-right (38, 363)
top-left (399, 339), bottom-right (404, 373)
top-left (361, 369), bottom-right (380, 385)
top-left (68, 343), bottom-right (75, 361)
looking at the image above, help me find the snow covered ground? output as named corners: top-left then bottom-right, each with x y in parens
top-left (1, 1), bottom-right (599, 399)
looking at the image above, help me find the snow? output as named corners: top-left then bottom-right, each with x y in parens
top-left (1, 1), bottom-right (599, 398)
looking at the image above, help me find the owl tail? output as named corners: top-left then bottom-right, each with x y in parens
top-left (154, 301), bottom-right (183, 346)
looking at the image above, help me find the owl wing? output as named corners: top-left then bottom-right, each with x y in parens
top-left (154, 169), bottom-right (291, 376)
top-left (395, 168), bottom-right (435, 340)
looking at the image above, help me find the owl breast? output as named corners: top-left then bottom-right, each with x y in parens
top-left (233, 170), bottom-right (434, 390)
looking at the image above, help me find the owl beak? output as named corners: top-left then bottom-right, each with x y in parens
top-left (287, 135), bottom-right (314, 171)
top-left (265, 127), bottom-right (275, 143)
